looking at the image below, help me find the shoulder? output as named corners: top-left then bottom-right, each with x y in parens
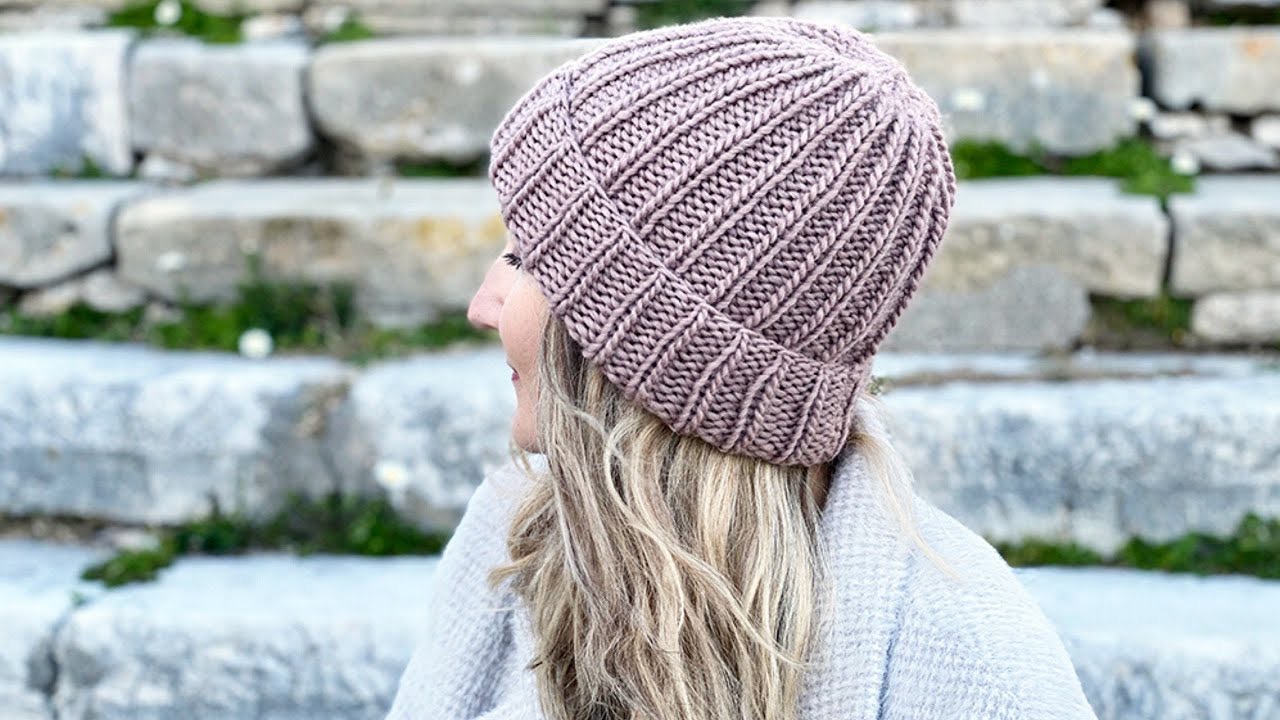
top-left (887, 498), bottom-right (1098, 719)
top-left (385, 457), bottom-right (539, 719)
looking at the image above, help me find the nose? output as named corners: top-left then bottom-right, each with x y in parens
top-left (467, 285), bottom-right (500, 331)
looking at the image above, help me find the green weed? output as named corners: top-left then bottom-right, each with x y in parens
top-left (949, 137), bottom-right (1195, 201)
top-left (632, 0), bottom-right (755, 29)
top-left (318, 15), bottom-right (376, 44)
top-left (107, 0), bottom-right (245, 44)
top-left (1083, 293), bottom-right (1195, 349)
top-left (81, 491), bottom-right (451, 588)
top-left (995, 512), bottom-right (1280, 579)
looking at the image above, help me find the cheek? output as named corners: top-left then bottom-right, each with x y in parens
top-left (499, 284), bottom-right (542, 365)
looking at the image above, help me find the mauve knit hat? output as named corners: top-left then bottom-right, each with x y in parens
top-left (488, 15), bottom-right (956, 467)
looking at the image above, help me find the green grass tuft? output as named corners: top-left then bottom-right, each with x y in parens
top-left (81, 491), bottom-right (452, 588)
top-left (1058, 138), bottom-right (1195, 200)
top-left (632, 0), bottom-right (756, 29)
top-left (318, 16), bottom-right (377, 43)
top-left (994, 512), bottom-right (1280, 579)
top-left (1084, 293), bottom-right (1195, 349)
top-left (1, 253), bottom-right (495, 363)
top-left (949, 139), bottom-right (1049, 180)
top-left (396, 156), bottom-right (489, 178)
top-left (948, 137), bottom-right (1195, 201)
top-left (51, 156), bottom-right (108, 179)
top-left (107, 0), bottom-right (245, 43)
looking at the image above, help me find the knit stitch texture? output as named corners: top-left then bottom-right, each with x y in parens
top-left (384, 402), bottom-right (1100, 719)
top-left (488, 16), bottom-right (957, 467)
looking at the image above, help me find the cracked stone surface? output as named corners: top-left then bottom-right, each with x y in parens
top-left (0, 336), bottom-right (355, 524)
top-left (0, 540), bottom-right (106, 720)
top-left (50, 553), bottom-right (440, 720)
top-left (0, 30), bottom-right (134, 177)
top-left (4, 540), bottom-right (1277, 719)
top-left (1016, 566), bottom-right (1280, 720)
top-left (885, 372), bottom-right (1280, 553)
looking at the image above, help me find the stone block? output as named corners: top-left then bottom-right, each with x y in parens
top-left (52, 553), bottom-right (439, 720)
top-left (872, 29), bottom-right (1140, 155)
top-left (1021, 566), bottom-right (1280, 720)
top-left (882, 373), bottom-right (1280, 554)
top-left (1168, 175), bottom-right (1280, 295)
top-left (0, 31), bottom-right (134, 177)
top-left (14, 268), bottom-right (148, 316)
top-left (309, 36), bottom-right (606, 162)
top-left (882, 263), bottom-right (1091, 351)
top-left (1191, 289), bottom-right (1280, 343)
top-left (129, 39), bottom-right (313, 176)
top-left (930, 177), bottom-right (1169, 298)
top-left (1171, 133), bottom-right (1279, 171)
top-left (0, 540), bottom-right (105, 720)
top-left (0, 182), bottom-right (151, 288)
top-left (115, 178), bottom-right (507, 328)
top-left (1143, 28), bottom-right (1280, 114)
top-left (947, 0), bottom-right (1102, 27)
top-left (0, 336), bottom-right (355, 524)
top-left (326, 345), bottom-right (517, 531)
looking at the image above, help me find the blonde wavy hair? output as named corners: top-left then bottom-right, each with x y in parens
top-left (489, 310), bottom-right (956, 720)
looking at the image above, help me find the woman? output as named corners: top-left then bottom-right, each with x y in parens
top-left (387, 15), bottom-right (1097, 720)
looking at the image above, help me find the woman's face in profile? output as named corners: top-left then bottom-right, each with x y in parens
top-left (467, 238), bottom-right (548, 452)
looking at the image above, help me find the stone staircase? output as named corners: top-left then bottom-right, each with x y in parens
top-left (2, 336), bottom-right (1279, 719)
top-left (3, 0), bottom-right (1280, 718)
top-left (5, 532), bottom-right (1280, 719)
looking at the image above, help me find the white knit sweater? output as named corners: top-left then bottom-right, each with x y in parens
top-left (385, 435), bottom-right (1099, 719)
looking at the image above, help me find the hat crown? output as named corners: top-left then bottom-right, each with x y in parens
top-left (489, 16), bottom-right (956, 466)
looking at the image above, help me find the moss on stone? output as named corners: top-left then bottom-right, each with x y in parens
top-left (51, 156), bottom-right (109, 180)
top-left (949, 137), bottom-right (1195, 201)
top-left (1082, 293), bottom-right (1196, 350)
top-left (1057, 138), bottom-right (1195, 200)
top-left (633, 0), bottom-right (756, 30)
top-left (107, 0), bottom-right (246, 44)
top-left (949, 139), bottom-right (1049, 180)
top-left (81, 491), bottom-right (452, 588)
top-left (396, 156), bottom-right (489, 178)
top-left (317, 15), bottom-right (377, 44)
top-left (994, 512), bottom-right (1280, 579)
top-left (1204, 8), bottom-right (1280, 25)
top-left (0, 255), bottom-right (495, 362)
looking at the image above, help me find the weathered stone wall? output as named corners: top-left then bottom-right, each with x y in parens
top-left (2, 1), bottom-right (1279, 344)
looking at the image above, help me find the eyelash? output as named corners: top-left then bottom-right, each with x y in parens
top-left (502, 252), bottom-right (522, 269)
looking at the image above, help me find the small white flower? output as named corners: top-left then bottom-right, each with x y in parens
top-left (237, 327), bottom-right (274, 359)
top-left (951, 87), bottom-right (986, 112)
top-left (156, 250), bottom-right (187, 273)
top-left (321, 6), bottom-right (350, 32)
top-left (1170, 150), bottom-right (1200, 176)
top-left (1129, 97), bottom-right (1157, 123)
top-left (374, 460), bottom-right (409, 493)
top-left (154, 0), bottom-right (182, 27)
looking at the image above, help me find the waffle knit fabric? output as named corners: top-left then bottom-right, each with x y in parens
top-left (488, 15), bottom-right (957, 466)
top-left (384, 401), bottom-right (1101, 719)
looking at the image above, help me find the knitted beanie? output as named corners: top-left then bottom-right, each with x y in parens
top-left (488, 15), bottom-right (956, 467)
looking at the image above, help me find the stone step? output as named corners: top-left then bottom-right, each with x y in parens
top-left (6, 25), bottom-right (1280, 175)
top-left (309, 28), bottom-right (1140, 160)
top-left (883, 371), bottom-right (1280, 554)
top-left (8, 174), bottom-right (1280, 343)
top-left (2, 539), bottom-right (1277, 720)
top-left (0, 335), bottom-right (357, 526)
top-left (2, 335), bottom-right (1278, 551)
top-left (0, 26), bottom-right (1151, 177)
